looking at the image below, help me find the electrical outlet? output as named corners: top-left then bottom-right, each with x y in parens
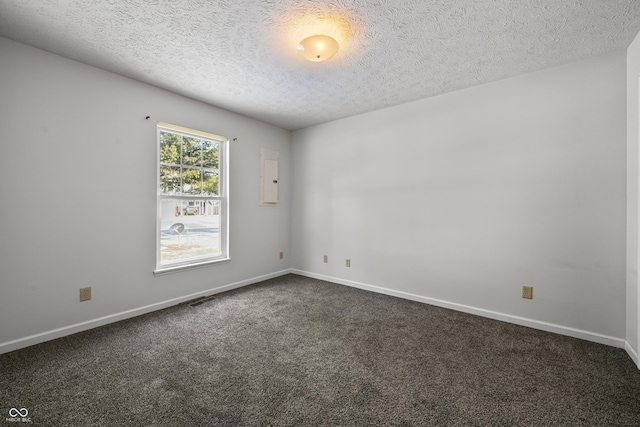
top-left (279, 251), bottom-right (284, 259)
top-left (323, 255), bottom-right (328, 263)
top-left (80, 287), bottom-right (92, 302)
top-left (346, 259), bottom-right (351, 267)
top-left (522, 285), bottom-right (533, 300)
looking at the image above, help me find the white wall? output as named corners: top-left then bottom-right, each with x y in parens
top-left (628, 32), bottom-right (640, 366)
top-left (291, 51), bottom-right (627, 346)
top-left (0, 37), bottom-right (291, 352)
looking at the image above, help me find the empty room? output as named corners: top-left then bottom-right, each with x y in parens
top-left (1, 1), bottom-right (640, 425)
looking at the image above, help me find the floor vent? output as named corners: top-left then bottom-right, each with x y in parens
top-left (188, 295), bottom-right (216, 307)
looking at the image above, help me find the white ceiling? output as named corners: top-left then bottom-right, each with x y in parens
top-left (1, 1), bottom-right (640, 130)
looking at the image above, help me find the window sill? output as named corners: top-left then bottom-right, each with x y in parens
top-left (153, 257), bottom-right (230, 276)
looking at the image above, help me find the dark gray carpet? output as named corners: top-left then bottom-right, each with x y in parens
top-left (1, 274), bottom-right (639, 426)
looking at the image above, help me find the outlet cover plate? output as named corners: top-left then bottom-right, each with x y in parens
top-left (80, 287), bottom-right (92, 302)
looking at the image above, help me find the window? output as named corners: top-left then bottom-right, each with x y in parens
top-left (156, 122), bottom-right (228, 272)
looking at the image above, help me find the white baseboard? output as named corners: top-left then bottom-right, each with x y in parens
top-left (291, 269), bottom-right (627, 350)
top-left (0, 269), bottom-right (293, 355)
top-left (626, 341), bottom-right (639, 369)
top-left (4, 268), bottom-right (633, 363)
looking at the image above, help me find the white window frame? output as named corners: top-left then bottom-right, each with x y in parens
top-left (154, 122), bottom-right (229, 274)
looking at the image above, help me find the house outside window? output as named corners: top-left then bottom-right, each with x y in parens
top-left (155, 122), bottom-right (229, 273)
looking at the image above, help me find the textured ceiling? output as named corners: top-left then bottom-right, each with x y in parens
top-left (1, 1), bottom-right (640, 130)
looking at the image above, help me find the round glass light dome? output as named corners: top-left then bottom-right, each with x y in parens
top-left (297, 35), bottom-right (339, 62)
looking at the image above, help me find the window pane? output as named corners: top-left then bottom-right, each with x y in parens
top-left (160, 132), bottom-right (181, 165)
top-left (182, 168), bottom-right (202, 194)
top-left (203, 170), bottom-right (219, 196)
top-left (202, 140), bottom-right (219, 169)
top-left (159, 199), bottom-right (221, 265)
top-left (183, 137), bottom-right (202, 167)
top-left (160, 166), bottom-right (181, 195)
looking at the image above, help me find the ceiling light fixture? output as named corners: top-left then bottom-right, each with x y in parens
top-left (297, 35), bottom-right (339, 62)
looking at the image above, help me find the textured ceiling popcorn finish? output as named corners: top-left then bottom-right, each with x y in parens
top-left (1, 1), bottom-right (639, 130)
